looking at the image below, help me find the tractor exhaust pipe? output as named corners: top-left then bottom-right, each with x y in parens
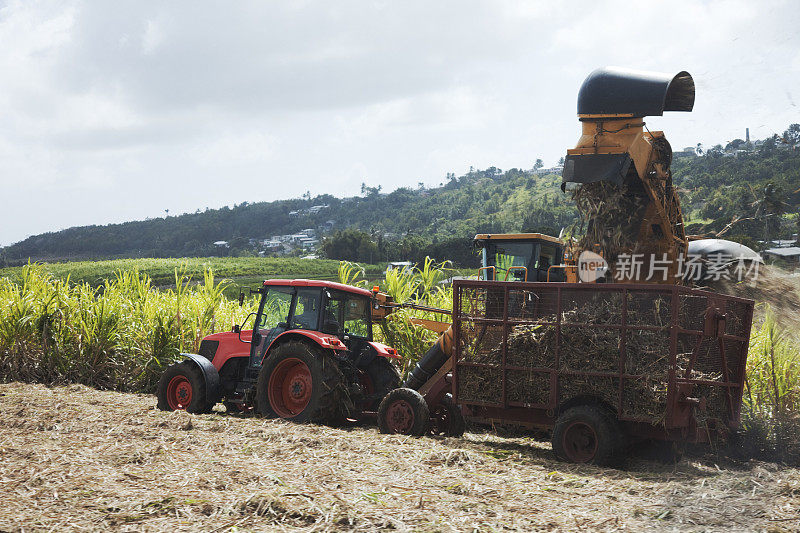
top-left (402, 326), bottom-right (454, 390)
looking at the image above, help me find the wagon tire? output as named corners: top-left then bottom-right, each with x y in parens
top-left (255, 341), bottom-right (348, 425)
top-left (428, 393), bottom-right (465, 437)
top-left (378, 388), bottom-right (429, 436)
top-left (552, 405), bottom-right (623, 466)
top-left (157, 361), bottom-right (209, 414)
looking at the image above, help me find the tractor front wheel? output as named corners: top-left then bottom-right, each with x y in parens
top-left (156, 361), bottom-right (210, 414)
top-left (378, 388), bottom-right (429, 436)
top-left (256, 341), bottom-right (347, 425)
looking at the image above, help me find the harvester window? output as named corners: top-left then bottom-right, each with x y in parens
top-left (292, 289), bottom-right (321, 330)
top-left (258, 287), bottom-right (293, 330)
top-left (538, 245), bottom-right (557, 269)
top-left (489, 242), bottom-right (534, 280)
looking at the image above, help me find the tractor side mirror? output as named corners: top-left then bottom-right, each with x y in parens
top-left (238, 291), bottom-right (245, 307)
top-left (237, 312), bottom-right (257, 344)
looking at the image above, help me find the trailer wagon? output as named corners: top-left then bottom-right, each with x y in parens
top-left (381, 280), bottom-right (755, 465)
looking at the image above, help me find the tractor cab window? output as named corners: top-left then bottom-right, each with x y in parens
top-left (257, 287), bottom-right (293, 330)
top-left (291, 289), bottom-right (321, 330)
top-left (323, 290), bottom-right (371, 339)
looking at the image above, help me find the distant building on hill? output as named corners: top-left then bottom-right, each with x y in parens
top-left (532, 166), bottom-right (564, 176)
top-left (674, 147), bottom-right (698, 159)
top-left (763, 247), bottom-right (800, 263)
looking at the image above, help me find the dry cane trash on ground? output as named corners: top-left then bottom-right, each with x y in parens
top-left (1, 382), bottom-right (799, 532)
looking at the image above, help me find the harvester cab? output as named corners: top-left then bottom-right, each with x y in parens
top-left (562, 67), bottom-right (695, 283)
top-left (474, 233), bottom-right (576, 282)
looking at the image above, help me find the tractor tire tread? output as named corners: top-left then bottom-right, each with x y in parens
top-left (156, 361), bottom-right (209, 414)
top-left (256, 340), bottom-right (348, 425)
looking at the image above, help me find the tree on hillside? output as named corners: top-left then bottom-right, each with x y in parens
top-left (784, 124), bottom-right (800, 145)
top-left (752, 182), bottom-right (790, 247)
top-left (320, 229), bottom-right (379, 263)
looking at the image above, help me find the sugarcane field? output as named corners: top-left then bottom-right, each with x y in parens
top-left (2, 2), bottom-right (800, 532)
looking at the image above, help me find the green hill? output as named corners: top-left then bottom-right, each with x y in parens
top-left (2, 126), bottom-right (798, 267)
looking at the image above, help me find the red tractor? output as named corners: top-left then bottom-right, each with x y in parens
top-left (156, 279), bottom-right (401, 424)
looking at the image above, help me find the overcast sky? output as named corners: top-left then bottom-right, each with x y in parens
top-left (0, 0), bottom-right (798, 246)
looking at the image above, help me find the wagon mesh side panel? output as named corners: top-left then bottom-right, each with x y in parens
top-left (458, 320), bottom-right (504, 365)
top-left (723, 338), bottom-right (746, 383)
top-left (626, 291), bottom-right (672, 327)
top-left (694, 384), bottom-right (730, 427)
top-left (508, 288), bottom-right (558, 322)
top-left (676, 332), bottom-right (701, 374)
top-left (459, 286), bottom-right (487, 318)
top-left (725, 300), bottom-right (749, 337)
top-left (625, 328), bottom-right (670, 376)
top-left (558, 375), bottom-right (618, 409)
top-left (560, 289), bottom-right (621, 325)
top-left (506, 369), bottom-right (550, 406)
top-left (679, 293), bottom-right (708, 331)
top-left (559, 326), bottom-right (619, 372)
top-left (507, 324), bottom-right (557, 368)
top-left (693, 337), bottom-right (724, 381)
top-left (621, 377), bottom-right (669, 422)
top-left (457, 365), bottom-right (502, 405)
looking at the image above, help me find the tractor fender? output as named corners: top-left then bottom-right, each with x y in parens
top-left (368, 341), bottom-right (401, 360)
top-left (264, 330), bottom-right (349, 356)
top-left (181, 353), bottom-right (222, 404)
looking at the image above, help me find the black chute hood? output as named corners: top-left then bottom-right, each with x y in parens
top-left (577, 67), bottom-right (695, 117)
top-left (561, 153), bottom-right (632, 191)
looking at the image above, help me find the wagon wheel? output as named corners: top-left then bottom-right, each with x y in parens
top-left (378, 388), bottom-right (429, 436)
top-left (428, 394), bottom-right (465, 437)
top-left (552, 405), bottom-right (623, 466)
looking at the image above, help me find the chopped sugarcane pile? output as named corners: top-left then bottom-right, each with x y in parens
top-left (570, 181), bottom-right (649, 263)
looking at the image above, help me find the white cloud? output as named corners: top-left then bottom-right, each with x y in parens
top-left (0, 0), bottom-right (798, 245)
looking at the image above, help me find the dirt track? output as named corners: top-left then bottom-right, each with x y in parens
top-left (1, 382), bottom-right (798, 532)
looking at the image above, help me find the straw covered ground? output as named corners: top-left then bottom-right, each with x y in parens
top-left (1, 382), bottom-right (799, 532)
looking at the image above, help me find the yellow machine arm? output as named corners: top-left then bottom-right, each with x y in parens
top-left (562, 68), bottom-right (695, 284)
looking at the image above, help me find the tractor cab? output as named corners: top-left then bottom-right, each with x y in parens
top-left (474, 233), bottom-right (570, 282)
top-left (248, 280), bottom-right (374, 368)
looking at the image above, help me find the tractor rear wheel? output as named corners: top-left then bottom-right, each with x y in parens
top-left (428, 394), bottom-right (465, 437)
top-left (156, 361), bottom-right (211, 414)
top-left (378, 388), bottom-right (429, 436)
top-left (256, 341), bottom-right (347, 425)
top-left (552, 405), bottom-right (623, 466)
top-left (361, 357), bottom-right (401, 410)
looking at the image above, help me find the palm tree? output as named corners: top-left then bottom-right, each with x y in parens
top-left (751, 183), bottom-right (790, 248)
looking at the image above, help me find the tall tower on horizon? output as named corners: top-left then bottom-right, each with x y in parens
top-left (746, 127), bottom-right (750, 143)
